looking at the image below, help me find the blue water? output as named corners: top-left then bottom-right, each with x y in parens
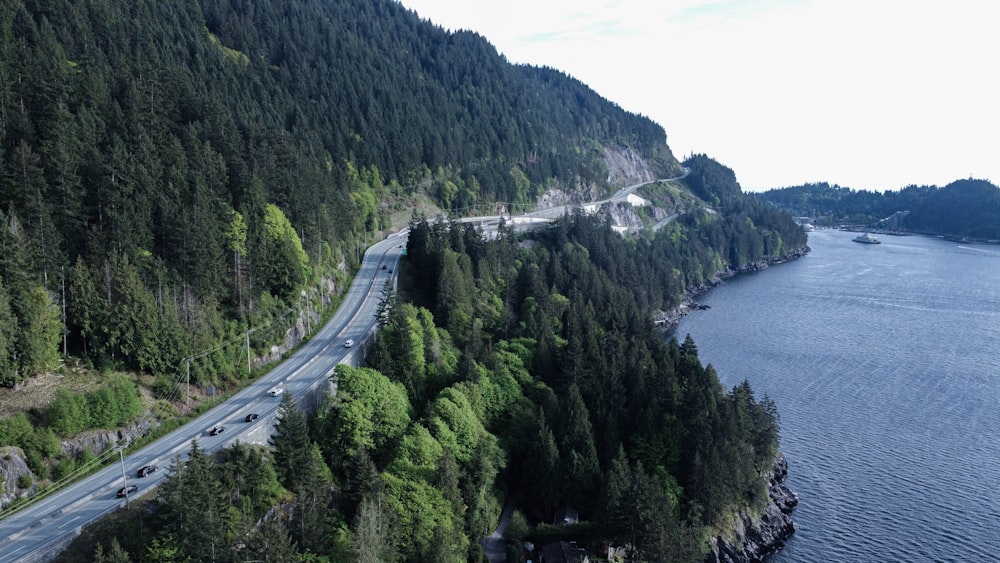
top-left (675, 229), bottom-right (1000, 561)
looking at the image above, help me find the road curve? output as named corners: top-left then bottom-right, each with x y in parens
top-left (0, 170), bottom-right (691, 561)
top-left (0, 233), bottom-right (407, 562)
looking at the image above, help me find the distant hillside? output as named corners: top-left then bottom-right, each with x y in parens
top-left (0, 0), bottom-right (681, 383)
top-left (757, 179), bottom-right (1000, 240)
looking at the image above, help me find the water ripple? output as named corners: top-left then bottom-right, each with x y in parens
top-left (676, 231), bottom-right (1000, 561)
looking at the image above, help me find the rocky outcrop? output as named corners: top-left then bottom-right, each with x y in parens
top-left (603, 146), bottom-right (656, 186)
top-left (707, 454), bottom-right (798, 563)
top-left (0, 446), bottom-right (37, 509)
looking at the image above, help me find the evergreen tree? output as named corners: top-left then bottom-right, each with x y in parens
top-left (13, 285), bottom-right (61, 379)
top-left (291, 444), bottom-right (334, 554)
top-left (0, 279), bottom-right (18, 385)
top-left (270, 392), bottom-right (311, 490)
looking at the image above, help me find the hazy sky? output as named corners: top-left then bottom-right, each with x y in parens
top-left (399, 0), bottom-right (997, 192)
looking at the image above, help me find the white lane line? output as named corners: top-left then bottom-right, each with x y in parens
top-left (57, 516), bottom-right (81, 531)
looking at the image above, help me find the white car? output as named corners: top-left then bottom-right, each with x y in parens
top-left (344, 339), bottom-right (355, 348)
top-left (268, 387), bottom-right (284, 397)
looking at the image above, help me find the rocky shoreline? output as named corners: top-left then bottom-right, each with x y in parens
top-left (652, 246), bottom-right (809, 561)
top-left (657, 245), bottom-right (811, 334)
top-left (707, 453), bottom-right (799, 563)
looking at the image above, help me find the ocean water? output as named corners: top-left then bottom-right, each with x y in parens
top-left (674, 229), bottom-right (1000, 562)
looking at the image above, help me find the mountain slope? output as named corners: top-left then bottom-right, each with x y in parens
top-left (0, 0), bottom-right (680, 383)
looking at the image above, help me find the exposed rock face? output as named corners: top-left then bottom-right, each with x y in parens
top-left (0, 446), bottom-right (37, 510)
top-left (707, 454), bottom-right (799, 563)
top-left (603, 146), bottom-right (655, 186)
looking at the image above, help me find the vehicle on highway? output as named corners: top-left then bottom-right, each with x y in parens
top-left (117, 485), bottom-right (138, 498)
top-left (209, 426), bottom-right (226, 436)
top-left (344, 339), bottom-right (355, 348)
top-left (245, 413), bottom-right (259, 423)
top-left (137, 465), bottom-right (158, 478)
top-left (268, 387), bottom-right (283, 397)
top-left (381, 264), bottom-right (386, 270)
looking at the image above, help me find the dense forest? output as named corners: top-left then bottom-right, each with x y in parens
top-left (0, 0), bottom-right (814, 559)
top-left (0, 0), bottom-right (682, 390)
top-left (757, 179), bottom-right (1000, 240)
top-left (74, 174), bottom-right (807, 560)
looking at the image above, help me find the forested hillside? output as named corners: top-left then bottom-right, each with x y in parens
top-left (73, 191), bottom-right (806, 560)
top-left (758, 179), bottom-right (1000, 240)
top-left (0, 0), bottom-right (680, 388)
top-left (0, 0), bottom-right (814, 558)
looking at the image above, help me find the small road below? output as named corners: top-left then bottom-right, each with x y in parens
top-left (481, 492), bottom-right (518, 563)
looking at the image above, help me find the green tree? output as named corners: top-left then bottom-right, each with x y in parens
top-left (157, 441), bottom-right (228, 561)
top-left (244, 519), bottom-right (298, 563)
top-left (291, 444), bottom-right (334, 554)
top-left (0, 280), bottom-right (18, 385)
top-left (255, 203), bottom-right (310, 301)
top-left (48, 388), bottom-right (90, 437)
top-left (271, 393), bottom-right (311, 490)
top-left (14, 286), bottom-right (61, 379)
top-left (144, 534), bottom-right (186, 563)
top-left (327, 365), bottom-right (411, 466)
top-left (93, 537), bottom-right (131, 563)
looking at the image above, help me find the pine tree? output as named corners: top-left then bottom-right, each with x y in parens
top-left (0, 280), bottom-right (18, 385)
top-left (291, 444), bottom-right (334, 554)
top-left (270, 392), bottom-right (311, 489)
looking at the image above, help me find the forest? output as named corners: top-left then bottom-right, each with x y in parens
top-left (71, 153), bottom-right (808, 561)
top-left (757, 178), bottom-right (1000, 240)
top-left (0, 0), bottom-right (682, 391)
top-left (0, 0), bottom-right (813, 560)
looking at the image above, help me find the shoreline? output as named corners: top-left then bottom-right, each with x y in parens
top-left (707, 453), bottom-right (799, 562)
top-left (653, 246), bottom-right (809, 561)
top-left (657, 244), bottom-right (811, 335)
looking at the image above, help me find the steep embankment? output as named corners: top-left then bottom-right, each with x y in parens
top-left (708, 454), bottom-right (799, 562)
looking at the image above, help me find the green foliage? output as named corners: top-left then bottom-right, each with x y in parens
top-left (428, 387), bottom-right (484, 465)
top-left (382, 470), bottom-right (467, 562)
top-left (12, 286), bottom-right (61, 379)
top-left (760, 178), bottom-right (1000, 240)
top-left (0, 280), bottom-right (17, 384)
top-left (15, 472), bottom-right (33, 489)
top-left (270, 393), bottom-right (311, 490)
top-left (48, 388), bottom-right (91, 437)
top-left (86, 375), bottom-right (142, 429)
top-left (257, 203), bottom-right (310, 300)
top-left (327, 365), bottom-right (411, 465)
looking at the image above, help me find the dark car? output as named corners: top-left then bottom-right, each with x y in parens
top-left (245, 413), bottom-right (259, 423)
top-left (137, 465), bottom-right (158, 478)
top-left (209, 426), bottom-right (226, 436)
top-left (117, 484), bottom-right (138, 498)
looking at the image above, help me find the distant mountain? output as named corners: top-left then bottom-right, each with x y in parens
top-left (757, 179), bottom-right (1000, 240)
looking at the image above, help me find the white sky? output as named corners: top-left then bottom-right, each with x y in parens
top-left (398, 0), bottom-right (998, 192)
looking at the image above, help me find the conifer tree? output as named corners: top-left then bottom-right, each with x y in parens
top-left (271, 392), bottom-right (311, 489)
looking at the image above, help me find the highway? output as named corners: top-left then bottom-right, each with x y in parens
top-left (0, 231), bottom-right (407, 562)
top-left (0, 170), bottom-right (689, 561)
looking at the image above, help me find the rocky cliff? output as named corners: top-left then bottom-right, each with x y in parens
top-left (706, 454), bottom-right (798, 563)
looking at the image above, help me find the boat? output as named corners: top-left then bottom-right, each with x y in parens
top-left (853, 232), bottom-right (881, 244)
top-left (802, 222), bottom-right (815, 232)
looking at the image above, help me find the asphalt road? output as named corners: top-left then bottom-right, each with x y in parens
top-left (0, 170), bottom-right (690, 561)
top-left (0, 231), bottom-right (407, 562)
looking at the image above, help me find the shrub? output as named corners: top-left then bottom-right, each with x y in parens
top-left (49, 389), bottom-right (91, 437)
top-left (16, 473), bottom-right (33, 489)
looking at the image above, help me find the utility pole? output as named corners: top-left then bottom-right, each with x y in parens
top-left (246, 329), bottom-right (252, 378)
top-left (118, 447), bottom-right (129, 510)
